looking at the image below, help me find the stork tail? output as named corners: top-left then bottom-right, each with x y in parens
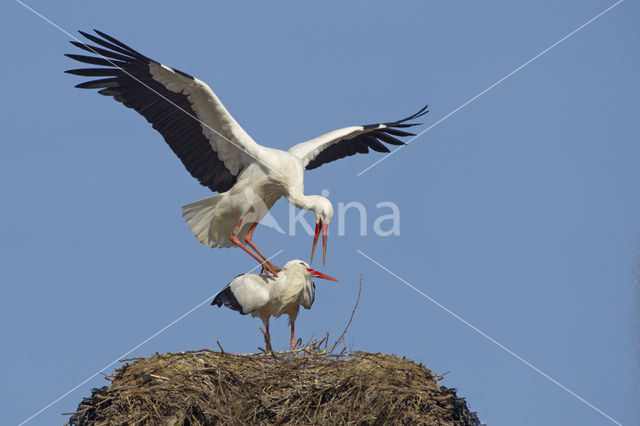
top-left (182, 194), bottom-right (228, 247)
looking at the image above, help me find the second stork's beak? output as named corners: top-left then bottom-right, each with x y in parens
top-left (307, 268), bottom-right (338, 282)
top-left (310, 220), bottom-right (329, 266)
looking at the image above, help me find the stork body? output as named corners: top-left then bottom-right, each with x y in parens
top-left (212, 260), bottom-right (337, 350)
top-left (66, 31), bottom-right (427, 272)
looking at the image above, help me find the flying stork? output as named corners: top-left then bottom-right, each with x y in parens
top-left (66, 30), bottom-right (428, 274)
top-left (212, 259), bottom-right (338, 351)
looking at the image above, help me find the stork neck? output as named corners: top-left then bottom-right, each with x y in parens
top-left (286, 192), bottom-right (317, 211)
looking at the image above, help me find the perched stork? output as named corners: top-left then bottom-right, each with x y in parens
top-left (212, 259), bottom-right (338, 351)
top-left (66, 30), bottom-right (428, 274)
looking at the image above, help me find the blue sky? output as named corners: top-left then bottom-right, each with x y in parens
top-left (1, 1), bottom-right (638, 425)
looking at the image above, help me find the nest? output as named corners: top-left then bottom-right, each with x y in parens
top-left (66, 341), bottom-right (481, 425)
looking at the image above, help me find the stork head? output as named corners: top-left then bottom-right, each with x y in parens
top-left (283, 260), bottom-right (338, 282)
top-left (309, 196), bottom-right (333, 266)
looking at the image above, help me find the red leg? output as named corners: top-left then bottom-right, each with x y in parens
top-left (244, 222), bottom-right (266, 259)
top-left (260, 323), bottom-right (273, 352)
top-left (230, 234), bottom-right (270, 269)
top-left (266, 323), bottom-right (272, 352)
top-left (245, 222), bottom-right (281, 275)
top-left (290, 322), bottom-right (296, 349)
top-left (230, 219), bottom-right (279, 275)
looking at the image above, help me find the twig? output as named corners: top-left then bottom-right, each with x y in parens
top-left (98, 371), bottom-right (115, 382)
top-left (433, 371), bottom-right (450, 382)
top-left (217, 340), bottom-right (225, 353)
top-left (330, 275), bottom-right (363, 353)
top-left (181, 348), bottom-right (218, 355)
top-left (131, 413), bottom-right (149, 425)
top-left (149, 374), bottom-right (170, 381)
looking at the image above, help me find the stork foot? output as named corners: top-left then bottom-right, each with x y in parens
top-left (260, 265), bottom-right (273, 276)
top-left (261, 261), bottom-right (281, 277)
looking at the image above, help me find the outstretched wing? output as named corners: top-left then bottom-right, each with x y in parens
top-left (287, 106), bottom-right (428, 170)
top-left (66, 30), bottom-right (264, 193)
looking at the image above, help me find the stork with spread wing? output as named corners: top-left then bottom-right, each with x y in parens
top-left (66, 30), bottom-right (427, 274)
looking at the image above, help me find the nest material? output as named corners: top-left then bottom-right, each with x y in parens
top-left (67, 345), bottom-right (481, 425)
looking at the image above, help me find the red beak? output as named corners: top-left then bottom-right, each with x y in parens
top-left (321, 221), bottom-right (328, 266)
top-left (310, 221), bottom-right (320, 265)
top-left (310, 220), bottom-right (329, 265)
top-left (307, 268), bottom-right (338, 282)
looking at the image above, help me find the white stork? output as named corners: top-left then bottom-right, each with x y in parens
top-left (212, 259), bottom-right (338, 351)
top-left (66, 30), bottom-right (428, 274)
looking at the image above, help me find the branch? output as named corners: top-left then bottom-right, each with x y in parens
top-left (331, 275), bottom-right (362, 353)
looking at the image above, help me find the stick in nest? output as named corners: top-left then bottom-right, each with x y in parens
top-left (330, 275), bottom-right (362, 353)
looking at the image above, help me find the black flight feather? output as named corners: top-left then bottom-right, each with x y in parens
top-left (65, 30), bottom-right (239, 193)
top-left (212, 285), bottom-right (245, 314)
top-left (306, 105), bottom-right (428, 170)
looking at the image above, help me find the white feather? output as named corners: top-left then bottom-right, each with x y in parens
top-left (219, 260), bottom-right (316, 325)
top-left (148, 61), bottom-right (265, 175)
